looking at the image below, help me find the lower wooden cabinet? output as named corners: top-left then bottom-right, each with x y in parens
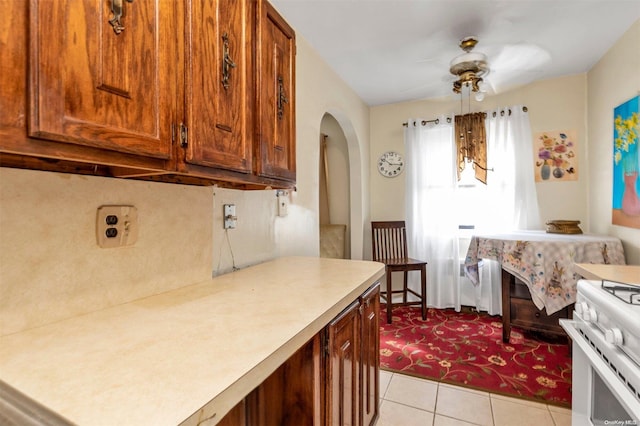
top-left (326, 283), bottom-right (380, 426)
top-left (359, 284), bottom-right (381, 426)
top-left (326, 299), bottom-right (360, 426)
top-left (246, 333), bottom-right (321, 425)
top-left (219, 282), bottom-right (380, 426)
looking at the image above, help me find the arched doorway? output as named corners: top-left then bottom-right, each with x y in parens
top-left (319, 113), bottom-right (351, 258)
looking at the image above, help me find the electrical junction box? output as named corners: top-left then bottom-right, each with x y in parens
top-left (96, 205), bottom-right (138, 248)
top-left (277, 190), bottom-right (288, 217)
top-left (223, 204), bottom-right (237, 229)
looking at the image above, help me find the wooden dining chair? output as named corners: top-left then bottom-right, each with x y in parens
top-left (371, 221), bottom-right (428, 324)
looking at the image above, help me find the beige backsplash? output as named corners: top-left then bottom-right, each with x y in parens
top-left (0, 168), bottom-right (213, 336)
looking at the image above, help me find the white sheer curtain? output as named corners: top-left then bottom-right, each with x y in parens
top-left (404, 116), bottom-right (462, 310)
top-left (466, 106), bottom-right (542, 314)
top-left (482, 106), bottom-right (542, 231)
top-left (404, 106), bottom-right (541, 315)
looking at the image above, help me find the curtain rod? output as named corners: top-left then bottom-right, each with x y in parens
top-left (402, 106), bottom-right (528, 127)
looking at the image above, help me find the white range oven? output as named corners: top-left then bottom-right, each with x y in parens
top-left (561, 279), bottom-right (640, 426)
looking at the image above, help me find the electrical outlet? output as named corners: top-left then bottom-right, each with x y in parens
top-left (224, 204), bottom-right (237, 229)
top-left (96, 205), bottom-right (138, 248)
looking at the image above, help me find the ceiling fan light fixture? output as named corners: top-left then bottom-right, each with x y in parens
top-left (449, 52), bottom-right (489, 75)
top-left (449, 37), bottom-right (490, 95)
top-left (452, 71), bottom-right (484, 94)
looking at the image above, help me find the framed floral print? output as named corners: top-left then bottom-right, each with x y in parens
top-left (534, 130), bottom-right (578, 182)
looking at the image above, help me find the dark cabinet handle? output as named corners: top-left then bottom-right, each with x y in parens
top-left (108, 0), bottom-right (134, 35)
top-left (277, 75), bottom-right (288, 120)
top-left (221, 33), bottom-right (236, 90)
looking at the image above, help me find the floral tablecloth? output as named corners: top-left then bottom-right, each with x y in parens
top-left (464, 230), bottom-right (626, 314)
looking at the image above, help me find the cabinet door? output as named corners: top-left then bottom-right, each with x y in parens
top-left (326, 300), bottom-right (360, 426)
top-left (246, 334), bottom-right (321, 425)
top-left (360, 283), bottom-right (380, 426)
top-left (184, 0), bottom-right (252, 173)
top-left (28, 0), bottom-right (177, 159)
top-left (256, 1), bottom-right (296, 182)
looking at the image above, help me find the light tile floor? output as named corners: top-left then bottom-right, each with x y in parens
top-left (378, 370), bottom-right (572, 426)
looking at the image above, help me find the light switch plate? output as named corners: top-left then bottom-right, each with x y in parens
top-left (96, 205), bottom-right (138, 248)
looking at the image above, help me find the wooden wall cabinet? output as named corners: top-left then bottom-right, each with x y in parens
top-left (0, 0), bottom-right (295, 189)
top-left (255, 1), bottom-right (296, 182)
top-left (0, 0), bottom-right (170, 175)
top-left (182, 0), bottom-right (254, 175)
top-left (219, 283), bottom-right (380, 426)
top-left (28, 0), bottom-right (176, 161)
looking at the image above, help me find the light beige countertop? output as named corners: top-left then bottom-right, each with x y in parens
top-left (574, 263), bottom-right (640, 284)
top-left (0, 257), bottom-right (385, 425)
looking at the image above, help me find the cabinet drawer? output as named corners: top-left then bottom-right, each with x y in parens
top-left (510, 298), bottom-right (569, 334)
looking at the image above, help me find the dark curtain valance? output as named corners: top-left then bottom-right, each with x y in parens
top-left (455, 112), bottom-right (487, 184)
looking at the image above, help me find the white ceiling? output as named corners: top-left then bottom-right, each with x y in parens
top-left (270, 0), bottom-right (640, 106)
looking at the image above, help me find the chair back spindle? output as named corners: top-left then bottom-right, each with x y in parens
top-left (372, 221), bottom-right (408, 261)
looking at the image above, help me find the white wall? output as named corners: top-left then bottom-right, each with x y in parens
top-left (294, 36), bottom-right (372, 260)
top-left (587, 20), bottom-right (640, 264)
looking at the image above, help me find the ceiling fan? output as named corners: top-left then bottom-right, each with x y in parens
top-left (449, 36), bottom-right (489, 96)
top-left (447, 35), bottom-right (550, 101)
top-left (400, 34), bottom-right (550, 101)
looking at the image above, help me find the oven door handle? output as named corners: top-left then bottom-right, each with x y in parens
top-left (560, 319), bottom-right (640, 420)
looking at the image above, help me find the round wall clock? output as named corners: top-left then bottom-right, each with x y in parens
top-left (377, 151), bottom-right (405, 177)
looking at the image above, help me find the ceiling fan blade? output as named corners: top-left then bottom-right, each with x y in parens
top-left (482, 43), bottom-right (550, 93)
top-left (490, 44), bottom-right (551, 72)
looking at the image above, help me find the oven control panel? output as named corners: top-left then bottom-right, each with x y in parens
top-left (576, 280), bottom-right (640, 368)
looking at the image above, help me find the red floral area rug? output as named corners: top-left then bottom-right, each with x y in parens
top-left (379, 306), bottom-right (572, 407)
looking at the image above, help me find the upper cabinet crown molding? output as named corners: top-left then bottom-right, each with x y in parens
top-left (0, 0), bottom-right (296, 189)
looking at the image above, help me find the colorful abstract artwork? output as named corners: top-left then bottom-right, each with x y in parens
top-left (612, 95), bottom-right (640, 229)
top-left (533, 130), bottom-right (578, 182)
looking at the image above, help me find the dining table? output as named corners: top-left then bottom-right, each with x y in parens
top-left (464, 230), bottom-right (626, 341)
